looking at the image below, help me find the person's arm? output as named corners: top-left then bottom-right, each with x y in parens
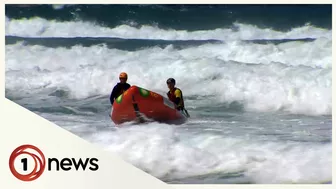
top-left (126, 83), bottom-right (131, 90)
top-left (110, 85), bottom-right (118, 105)
top-left (174, 89), bottom-right (182, 105)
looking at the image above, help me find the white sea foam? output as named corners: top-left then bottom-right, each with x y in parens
top-left (5, 38), bottom-right (331, 115)
top-left (5, 17), bottom-right (332, 40)
top-left (85, 123), bottom-right (331, 184)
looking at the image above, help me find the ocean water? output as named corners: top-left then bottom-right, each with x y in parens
top-left (5, 4), bottom-right (332, 184)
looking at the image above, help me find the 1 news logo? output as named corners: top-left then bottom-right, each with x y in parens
top-left (9, 144), bottom-right (99, 181)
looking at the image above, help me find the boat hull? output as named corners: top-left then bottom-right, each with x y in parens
top-left (111, 85), bottom-right (188, 125)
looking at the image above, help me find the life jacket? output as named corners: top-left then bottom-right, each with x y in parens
top-left (167, 87), bottom-right (185, 110)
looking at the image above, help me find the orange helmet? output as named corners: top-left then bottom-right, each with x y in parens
top-left (119, 72), bottom-right (128, 79)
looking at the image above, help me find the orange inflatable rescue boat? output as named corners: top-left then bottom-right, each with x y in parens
top-left (110, 85), bottom-right (189, 125)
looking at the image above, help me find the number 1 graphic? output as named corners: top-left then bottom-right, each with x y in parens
top-left (21, 158), bottom-right (28, 171)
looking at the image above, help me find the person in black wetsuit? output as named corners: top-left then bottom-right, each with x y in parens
top-left (166, 78), bottom-right (190, 117)
top-left (166, 78), bottom-right (185, 111)
top-left (109, 72), bottom-right (131, 105)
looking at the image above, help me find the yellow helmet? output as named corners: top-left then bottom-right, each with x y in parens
top-left (119, 72), bottom-right (128, 79)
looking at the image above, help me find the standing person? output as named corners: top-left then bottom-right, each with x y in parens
top-left (166, 78), bottom-right (189, 115)
top-left (110, 72), bottom-right (131, 105)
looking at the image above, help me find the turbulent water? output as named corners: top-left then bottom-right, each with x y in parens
top-left (5, 4), bottom-right (332, 184)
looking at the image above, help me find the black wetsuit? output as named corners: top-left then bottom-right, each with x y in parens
top-left (110, 83), bottom-right (131, 105)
